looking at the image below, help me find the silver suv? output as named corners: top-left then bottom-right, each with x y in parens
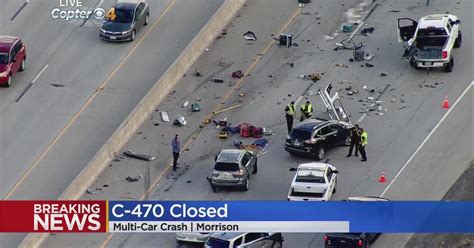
top-left (209, 149), bottom-right (258, 192)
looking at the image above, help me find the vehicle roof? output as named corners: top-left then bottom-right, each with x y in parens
top-left (294, 119), bottom-right (326, 131)
top-left (298, 162), bottom-right (330, 171)
top-left (216, 149), bottom-right (244, 162)
top-left (419, 14), bottom-right (451, 29)
top-left (0, 36), bottom-right (19, 52)
top-left (209, 232), bottom-right (244, 240)
top-left (114, 1), bottom-right (140, 10)
top-left (345, 196), bottom-right (389, 202)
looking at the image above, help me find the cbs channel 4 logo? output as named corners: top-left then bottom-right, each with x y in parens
top-left (51, 0), bottom-right (105, 21)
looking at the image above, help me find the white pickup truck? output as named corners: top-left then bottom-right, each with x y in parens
top-left (287, 163), bottom-right (338, 201)
top-left (398, 14), bottom-right (462, 72)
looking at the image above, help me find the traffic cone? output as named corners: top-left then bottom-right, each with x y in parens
top-left (442, 96), bottom-right (450, 109)
top-left (378, 171), bottom-right (386, 183)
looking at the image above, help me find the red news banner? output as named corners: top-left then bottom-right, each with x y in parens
top-left (0, 201), bottom-right (107, 232)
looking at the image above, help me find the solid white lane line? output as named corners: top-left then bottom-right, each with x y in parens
top-left (380, 81), bottom-right (473, 197)
top-left (357, 113), bottom-right (367, 123)
top-left (31, 64), bottom-right (48, 84)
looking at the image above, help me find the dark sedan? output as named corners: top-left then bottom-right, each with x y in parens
top-left (100, 1), bottom-right (149, 42)
top-left (285, 118), bottom-right (353, 160)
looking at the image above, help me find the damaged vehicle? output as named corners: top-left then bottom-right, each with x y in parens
top-left (285, 118), bottom-right (353, 160)
top-left (287, 162), bottom-right (338, 201)
top-left (398, 14), bottom-right (461, 72)
top-left (209, 149), bottom-right (258, 192)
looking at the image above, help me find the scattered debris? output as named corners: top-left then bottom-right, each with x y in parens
top-left (336, 63), bottom-right (345, 67)
top-left (301, 12), bottom-right (311, 15)
top-left (345, 86), bottom-right (352, 91)
top-left (194, 69), bottom-right (201, 77)
top-left (86, 188), bottom-right (100, 195)
top-left (239, 93), bottom-right (245, 97)
top-left (195, 97), bottom-right (202, 101)
top-left (191, 103), bottom-right (201, 112)
top-left (124, 150), bottom-right (155, 161)
top-left (103, 184), bottom-right (109, 187)
top-left (186, 180), bottom-right (192, 183)
top-left (360, 27), bottom-right (375, 35)
top-left (243, 31), bottom-right (257, 41)
top-left (288, 62), bottom-right (294, 67)
top-left (154, 123), bottom-right (160, 126)
top-left (174, 114), bottom-right (187, 126)
top-left (399, 106), bottom-right (407, 110)
top-left (342, 23), bottom-right (354, 32)
top-left (388, 9), bottom-right (400, 13)
top-left (161, 111), bottom-right (170, 122)
top-left (278, 33), bottom-right (293, 47)
top-left (182, 101), bottom-right (189, 108)
top-left (50, 83), bottom-right (65, 87)
top-left (292, 42), bottom-right (299, 47)
top-left (232, 70), bottom-right (244, 79)
top-left (263, 128), bottom-right (272, 135)
top-left (125, 176), bottom-right (139, 182)
top-left (213, 78), bottom-right (224, 83)
top-left (364, 52), bottom-right (375, 61)
top-left (365, 62), bottom-right (374, 67)
top-left (380, 72), bottom-right (388, 77)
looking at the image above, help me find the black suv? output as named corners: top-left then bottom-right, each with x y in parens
top-left (100, 1), bottom-right (149, 41)
top-left (285, 119), bottom-right (353, 160)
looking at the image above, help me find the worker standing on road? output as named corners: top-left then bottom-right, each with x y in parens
top-left (171, 134), bottom-right (180, 170)
top-left (285, 101), bottom-right (296, 133)
top-left (359, 128), bottom-right (368, 162)
top-left (346, 124), bottom-right (361, 157)
top-left (300, 100), bottom-right (313, 121)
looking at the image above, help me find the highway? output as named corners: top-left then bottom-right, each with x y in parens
top-left (40, 0), bottom-right (472, 247)
top-left (0, 0), bottom-right (225, 247)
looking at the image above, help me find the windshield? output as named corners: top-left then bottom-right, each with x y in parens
top-left (205, 237), bottom-right (230, 247)
top-left (289, 129), bottom-right (312, 140)
top-left (0, 53), bottom-right (8, 64)
top-left (296, 175), bottom-right (325, 183)
top-left (112, 8), bottom-right (134, 23)
top-left (214, 162), bottom-right (240, 172)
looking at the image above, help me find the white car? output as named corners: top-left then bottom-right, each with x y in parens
top-left (287, 162), bottom-right (338, 201)
top-left (398, 14), bottom-right (461, 72)
top-left (176, 232), bottom-right (212, 243)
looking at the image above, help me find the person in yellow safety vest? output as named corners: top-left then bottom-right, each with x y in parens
top-left (300, 100), bottom-right (313, 121)
top-left (359, 128), bottom-right (368, 162)
top-left (285, 101), bottom-right (296, 133)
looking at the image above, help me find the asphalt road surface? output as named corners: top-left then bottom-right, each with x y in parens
top-left (0, 0), bottom-right (224, 247)
top-left (19, 0), bottom-right (474, 247)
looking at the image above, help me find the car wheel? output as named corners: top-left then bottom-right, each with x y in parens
top-left (454, 31), bottom-right (462, 48)
top-left (130, 29), bottom-right (136, 41)
top-left (243, 177), bottom-right (249, 191)
top-left (344, 135), bottom-right (351, 146)
top-left (271, 241), bottom-right (282, 248)
top-left (409, 57), bottom-right (418, 69)
top-left (144, 13), bottom-right (149, 26)
top-left (19, 57), bottom-right (26, 72)
top-left (210, 183), bottom-right (218, 193)
top-left (252, 158), bottom-right (258, 174)
top-left (316, 146), bottom-right (325, 161)
top-left (444, 57), bottom-right (453, 72)
top-left (6, 74), bottom-right (12, 87)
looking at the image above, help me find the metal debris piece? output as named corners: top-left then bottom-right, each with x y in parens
top-left (364, 52), bottom-right (375, 61)
top-left (365, 63), bottom-right (374, 67)
top-left (123, 150), bottom-right (155, 161)
top-left (86, 188), bottom-right (98, 195)
top-left (161, 111), bottom-right (170, 122)
top-left (243, 31), bottom-right (257, 41)
top-left (232, 70), bottom-right (244, 79)
top-left (399, 106), bottom-right (407, 110)
top-left (213, 78), bottom-right (224, 83)
top-left (380, 72), bottom-right (388, 77)
top-left (174, 114), bottom-right (187, 126)
top-left (50, 83), bottom-right (65, 87)
top-left (182, 101), bottom-right (189, 108)
top-left (345, 86), bottom-right (352, 91)
top-left (125, 176), bottom-right (139, 182)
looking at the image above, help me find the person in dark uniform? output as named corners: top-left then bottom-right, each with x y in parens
top-left (285, 101), bottom-right (296, 133)
top-left (346, 124), bottom-right (361, 157)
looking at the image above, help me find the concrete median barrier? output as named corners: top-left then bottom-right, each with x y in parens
top-left (19, 0), bottom-right (246, 247)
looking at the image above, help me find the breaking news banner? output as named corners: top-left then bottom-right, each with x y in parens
top-left (0, 201), bottom-right (473, 233)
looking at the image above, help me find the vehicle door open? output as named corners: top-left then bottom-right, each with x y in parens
top-left (397, 18), bottom-right (418, 42)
